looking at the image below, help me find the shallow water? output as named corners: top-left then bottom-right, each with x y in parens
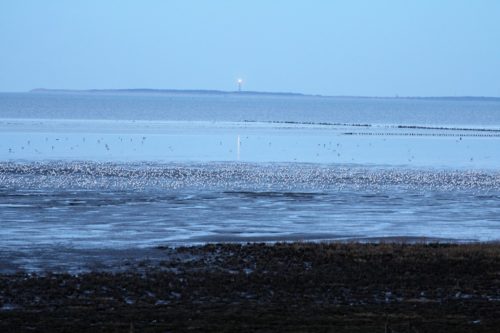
top-left (1, 119), bottom-right (499, 169)
top-left (1, 92), bottom-right (500, 271)
top-left (1, 162), bottom-right (499, 250)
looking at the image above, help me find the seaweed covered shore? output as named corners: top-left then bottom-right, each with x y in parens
top-left (1, 242), bottom-right (500, 332)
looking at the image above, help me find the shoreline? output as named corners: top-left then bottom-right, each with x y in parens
top-left (0, 237), bottom-right (479, 275)
top-left (1, 242), bottom-right (500, 332)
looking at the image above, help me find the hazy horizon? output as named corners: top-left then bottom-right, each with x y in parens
top-left (1, 1), bottom-right (499, 97)
top-left (7, 87), bottom-right (498, 99)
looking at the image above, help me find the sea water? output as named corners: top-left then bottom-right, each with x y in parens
top-left (1, 91), bottom-right (499, 272)
top-left (2, 91), bottom-right (500, 125)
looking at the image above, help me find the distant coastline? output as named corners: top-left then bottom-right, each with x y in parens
top-left (28, 88), bottom-right (500, 101)
top-left (29, 88), bottom-right (309, 98)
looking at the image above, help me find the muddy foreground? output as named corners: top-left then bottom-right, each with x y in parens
top-left (1, 242), bottom-right (500, 332)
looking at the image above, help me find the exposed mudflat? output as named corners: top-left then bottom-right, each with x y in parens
top-left (2, 162), bottom-right (500, 263)
top-left (1, 242), bottom-right (500, 332)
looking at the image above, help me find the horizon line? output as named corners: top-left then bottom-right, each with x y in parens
top-left (2, 88), bottom-right (500, 100)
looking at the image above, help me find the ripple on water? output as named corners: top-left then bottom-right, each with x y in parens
top-left (0, 161), bottom-right (499, 258)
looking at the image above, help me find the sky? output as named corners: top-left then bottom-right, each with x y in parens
top-left (0, 0), bottom-right (499, 96)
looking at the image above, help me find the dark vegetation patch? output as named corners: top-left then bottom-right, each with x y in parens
top-left (1, 242), bottom-right (500, 332)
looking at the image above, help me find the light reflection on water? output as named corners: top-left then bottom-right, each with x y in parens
top-left (1, 92), bottom-right (500, 271)
top-left (1, 162), bottom-right (499, 251)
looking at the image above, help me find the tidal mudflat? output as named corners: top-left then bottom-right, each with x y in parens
top-left (1, 92), bottom-right (500, 331)
top-left (1, 161), bottom-right (500, 331)
top-left (2, 243), bottom-right (500, 332)
top-left (1, 161), bottom-right (500, 274)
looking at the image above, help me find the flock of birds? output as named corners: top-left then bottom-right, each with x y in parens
top-left (5, 135), bottom-right (149, 156)
top-left (0, 161), bottom-right (499, 193)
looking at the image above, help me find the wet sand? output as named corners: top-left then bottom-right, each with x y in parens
top-left (1, 242), bottom-right (500, 332)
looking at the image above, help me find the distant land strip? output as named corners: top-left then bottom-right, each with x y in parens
top-left (29, 88), bottom-right (308, 97)
top-left (29, 88), bottom-right (500, 101)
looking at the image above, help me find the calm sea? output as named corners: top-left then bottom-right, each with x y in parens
top-left (1, 91), bottom-right (500, 126)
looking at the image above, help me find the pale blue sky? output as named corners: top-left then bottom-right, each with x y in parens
top-left (1, 0), bottom-right (499, 96)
